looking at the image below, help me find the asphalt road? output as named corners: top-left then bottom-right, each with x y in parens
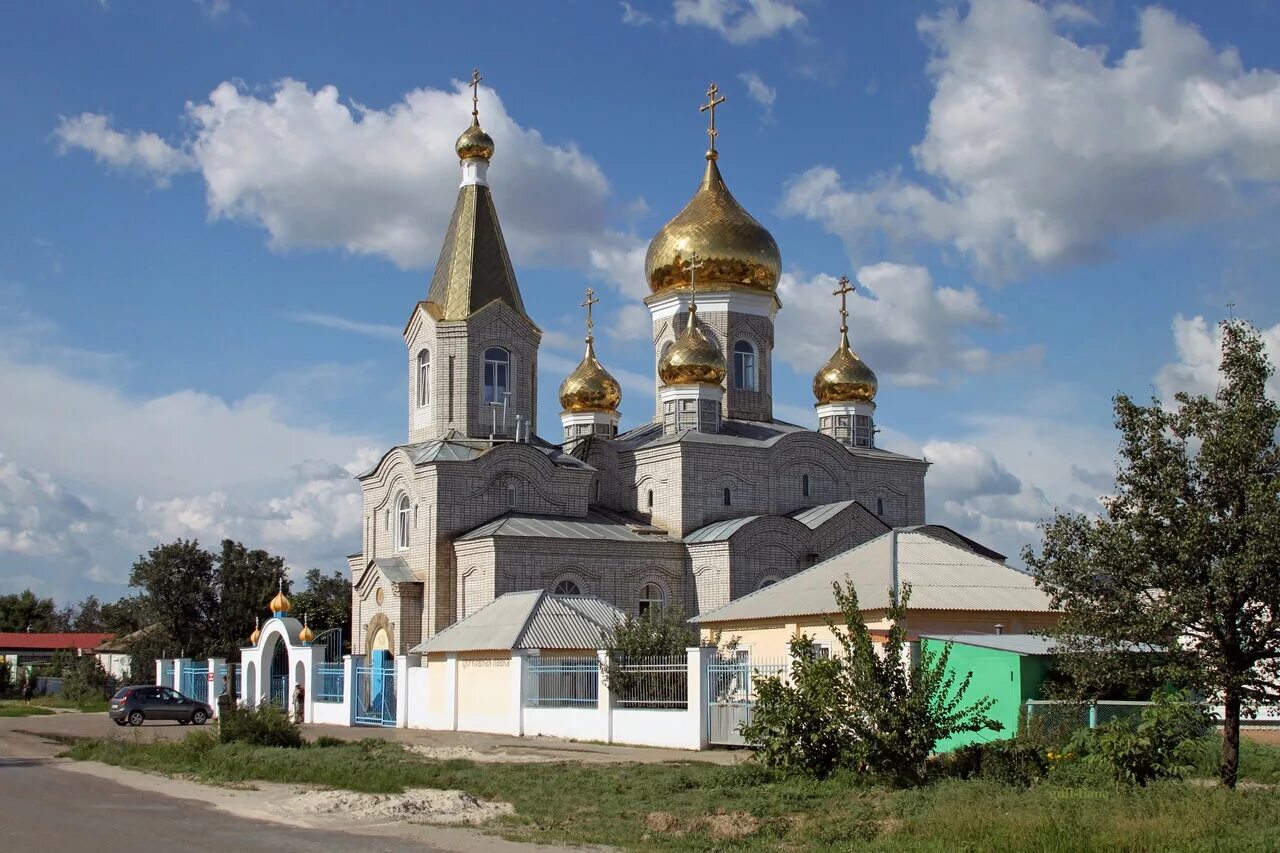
top-left (0, 754), bottom-right (443, 852)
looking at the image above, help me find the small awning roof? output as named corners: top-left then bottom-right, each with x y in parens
top-left (411, 590), bottom-right (624, 654)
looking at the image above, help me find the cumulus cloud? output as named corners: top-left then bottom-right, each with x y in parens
top-left (0, 454), bottom-right (110, 560)
top-left (674, 0), bottom-right (805, 44)
top-left (774, 263), bottom-right (1044, 387)
top-left (57, 78), bottom-right (620, 272)
top-left (781, 0), bottom-right (1280, 275)
top-left (53, 113), bottom-right (195, 186)
top-left (738, 71), bottom-right (776, 122)
top-left (1155, 314), bottom-right (1280, 401)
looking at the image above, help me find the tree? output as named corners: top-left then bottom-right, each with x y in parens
top-left (72, 595), bottom-right (107, 632)
top-left (210, 540), bottom-right (287, 658)
top-left (741, 581), bottom-right (1000, 784)
top-left (128, 540), bottom-right (217, 658)
top-left (0, 590), bottom-right (57, 632)
top-left (290, 569), bottom-right (352, 645)
top-left (1026, 319), bottom-right (1280, 789)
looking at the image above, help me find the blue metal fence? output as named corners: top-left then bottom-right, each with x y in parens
top-left (354, 664), bottom-right (396, 726)
top-left (270, 675), bottom-right (287, 710)
top-left (523, 657), bottom-right (599, 708)
top-left (315, 663), bottom-right (345, 703)
top-left (182, 664), bottom-right (209, 704)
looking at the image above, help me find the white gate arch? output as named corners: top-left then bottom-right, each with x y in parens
top-left (240, 616), bottom-right (322, 719)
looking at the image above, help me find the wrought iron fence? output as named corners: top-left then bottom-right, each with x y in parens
top-left (523, 657), bottom-right (599, 708)
top-left (315, 663), bottom-right (345, 703)
top-left (313, 628), bottom-right (344, 663)
top-left (706, 655), bottom-right (786, 746)
top-left (182, 664), bottom-right (209, 704)
top-left (160, 660), bottom-right (174, 687)
top-left (610, 655), bottom-right (688, 710)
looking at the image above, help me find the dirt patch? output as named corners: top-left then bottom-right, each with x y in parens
top-left (287, 788), bottom-right (513, 824)
top-left (407, 744), bottom-right (553, 764)
top-left (645, 810), bottom-right (759, 839)
top-left (645, 811), bottom-right (681, 833)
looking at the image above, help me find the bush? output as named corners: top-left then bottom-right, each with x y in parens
top-left (311, 735), bottom-right (346, 748)
top-left (1081, 690), bottom-right (1209, 786)
top-left (60, 655), bottom-right (111, 704)
top-left (939, 739), bottom-right (1048, 787)
top-left (219, 702), bottom-right (303, 748)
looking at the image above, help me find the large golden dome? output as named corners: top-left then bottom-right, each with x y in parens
top-left (559, 338), bottom-right (622, 413)
top-left (659, 303), bottom-right (726, 385)
top-left (455, 119), bottom-right (495, 162)
top-left (645, 155), bottom-right (781, 296)
top-left (813, 330), bottom-right (878, 404)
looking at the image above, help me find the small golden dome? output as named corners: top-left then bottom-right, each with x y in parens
top-left (250, 618), bottom-right (260, 646)
top-left (270, 588), bottom-right (291, 614)
top-left (659, 304), bottom-right (726, 386)
top-left (455, 119), bottom-right (495, 162)
top-left (559, 338), bottom-right (622, 413)
top-left (298, 620), bottom-right (315, 645)
top-left (813, 330), bottom-right (878, 404)
top-left (645, 156), bottom-right (781, 296)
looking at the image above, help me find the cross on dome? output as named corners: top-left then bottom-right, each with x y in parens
top-left (469, 67), bottom-right (483, 120)
top-left (580, 287), bottom-right (599, 341)
top-left (833, 274), bottom-right (855, 334)
top-left (700, 83), bottom-right (726, 158)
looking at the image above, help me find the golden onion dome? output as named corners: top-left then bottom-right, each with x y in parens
top-left (659, 303), bottom-right (726, 386)
top-left (270, 588), bottom-right (291, 614)
top-left (813, 330), bottom-right (878, 404)
top-left (645, 155), bottom-right (781, 296)
top-left (250, 618), bottom-right (260, 646)
top-left (298, 620), bottom-right (315, 645)
top-left (559, 338), bottom-right (622, 413)
top-left (455, 119), bottom-right (495, 162)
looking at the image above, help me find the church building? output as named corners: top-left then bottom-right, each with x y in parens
top-left (349, 78), bottom-right (932, 657)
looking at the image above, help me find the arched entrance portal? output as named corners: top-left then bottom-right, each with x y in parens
top-left (269, 636), bottom-right (288, 710)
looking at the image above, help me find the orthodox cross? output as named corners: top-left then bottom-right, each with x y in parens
top-left (833, 275), bottom-right (855, 333)
top-left (581, 287), bottom-right (599, 340)
top-left (470, 67), bottom-right (483, 120)
top-left (700, 83), bottom-right (726, 153)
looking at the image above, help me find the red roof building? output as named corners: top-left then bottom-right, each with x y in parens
top-left (0, 632), bottom-right (115, 662)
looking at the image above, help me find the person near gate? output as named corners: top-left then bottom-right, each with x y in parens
top-left (292, 681), bottom-right (305, 723)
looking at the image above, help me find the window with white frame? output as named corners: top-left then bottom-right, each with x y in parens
top-left (416, 349), bottom-right (431, 407)
top-left (554, 579), bottom-right (582, 595)
top-left (732, 340), bottom-right (757, 391)
top-left (483, 347), bottom-right (510, 405)
top-left (396, 494), bottom-right (411, 550)
top-left (638, 582), bottom-right (664, 617)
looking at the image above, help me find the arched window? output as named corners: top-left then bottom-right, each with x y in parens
top-left (396, 494), bottom-right (411, 550)
top-left (416, 349), bottom-right (431, 407)
top-left (554, 579), bottom-right (582, 595)
top-left (722, 487), bottom-right (732, 507)
top-left (638, 583), bottom-right (664, 617)
top-left (506, 483), bottom-right (517, 509)
top-left (647, 489), bottom-right (654, 509)
top-left (876, 497), bottom-right (884, 516)
top-left (483, 347), bottom-right (510, 405)
top-left (802, 474), bottom-right (810, 497)
top-left (758, 575), bottom-right (781, 590)
top-left (732, 340), bottom-right (757, 391)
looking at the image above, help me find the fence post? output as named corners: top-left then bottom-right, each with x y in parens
top-left (1024, 700), bottom-right (1033, 731)
top-left (207, 658), bottom-right (226, 718)
top-left (688, 646), bottom-right (714, 750)
top-left (1088, 702), bottom-right (1099, 729)
top-left (510, 650), bottom-right (526, 737)
top-left (173, 658), bottom-right (189, 693)
top-left (445, 652), bottom-right (459, 731)
top-left (342, 655), bottom-right (358, 726)
top-left (154, 659), bottom-right (164, 687)
top-left (394, 654), bottom-right (414, 729)
top-left (597, 649), bottom-right (613, 745)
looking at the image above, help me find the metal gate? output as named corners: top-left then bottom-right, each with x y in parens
top-left (270, 675), bottom-right (288, 709)
top-left (354, 664), bottom-right (397, 727)
top-left (706, 655), bottom-right (784, 746)
top-left (181, 664), bottom-right (209, 703)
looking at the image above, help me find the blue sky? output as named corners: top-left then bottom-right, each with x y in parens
top-left (3, 0), bottom-right (1280, 602)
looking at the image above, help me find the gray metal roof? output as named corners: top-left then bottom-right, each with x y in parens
top-left (685, 501), bottom-right (884, 545)
top-left (921, 633), bottom-right (1059, 655)
top-left (693, 530), bottom-right (1054, 624)
top-left (459, 511), bottom-right (674, 543)
top-left (371, 556), bottom-right (418, 585)
top-left (411, 590), bottom-right (624, 653)
top-left (790, 500), bottom-right (864, 529)
top-left (359, 434), bottom-right (592, 478)
top-left (610, 418), bottom-right (925, 462)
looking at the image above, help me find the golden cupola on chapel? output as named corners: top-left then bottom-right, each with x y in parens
top-left (658, 298), bottom-right (726, 386)
top-left (644, 85), bottom-right (781, 296)
top-left (560, 289), bottom-right (623, 443)
top-left (270, 583), bottom-right (291, 616)
top-left (814, 276), bottom-right (879, 449)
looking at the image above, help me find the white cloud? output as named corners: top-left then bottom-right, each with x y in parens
top-left (774, 263), bottom-right (1044, 387)
top-left (0, 454), bottom-right (109, 560)
top-left (1155, 314), bottom-right (1280, 401)
top-left (53, 113), bottom-right (195, 186)
top-left (291, 312), bottom-right (401, 340)
top-left (673, 0), bottom-right (805, 44)
top-left (589, 241), bottom-right (648, 301)
top-left (57, 78), bottom-right (619, 272)
top-left (620, 1), bottom-right (652, 26)
top-left (738, 71), bottom-right (777, 122)
top-left (781, 0), bottom-right (1280, 275)
top-left (194, 0), bottom-right (232, 21)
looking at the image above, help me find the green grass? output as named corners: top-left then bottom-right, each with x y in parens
top-left (30, 695), bottom-right (109, 713)
top-left (63, 733), bottom-right (1280, 852)
top-left (0, 701), bottom-right (56, 718)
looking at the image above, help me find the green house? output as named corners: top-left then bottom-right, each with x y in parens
top-left (919, 634), bottom-right (1058, 752)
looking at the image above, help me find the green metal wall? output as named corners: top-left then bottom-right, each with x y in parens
top-left (921, 638), bottom-right (1053, 752)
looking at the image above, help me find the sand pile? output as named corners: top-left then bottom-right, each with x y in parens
top-left (408, 744), bottom-right (553, 763)
top-left (288, 788), bottom-right (513, 824)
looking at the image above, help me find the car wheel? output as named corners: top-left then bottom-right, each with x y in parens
top-left (192, 709), bottom-right (208, 725)
top-left (127, 710), bottom-right (144, 727)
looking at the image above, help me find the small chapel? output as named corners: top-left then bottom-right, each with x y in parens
top-left (349, 77), bottom-right (935, 657)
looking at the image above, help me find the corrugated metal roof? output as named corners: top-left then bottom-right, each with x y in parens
top-left (411, 590), bottom-right (624, 653)
top-left (684, 501), bottom-right (887, 545)
top-left (459, 511), bottom-right (674, 543)
top-left (693, 530), bottom-right (1054, 624)
top-left (789, 500), bottom-right (859, 529)
top-left (372, 556), bottom-right (418, 584)
top-left (684, 515), bottom-right (762, 543)
top-left (921, 634), bottom-right (1058, 655)
top-left (360, 435), bottom-right (592, 478)
top-left (611, 418), bottom-right (924, 462)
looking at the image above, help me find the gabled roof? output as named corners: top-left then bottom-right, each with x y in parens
top-left (426, 183), bottom-right (529, 322)
top-left (0, 632), bottom-right (114, 652)
top-left (610, 417), bottom-right (925, 461)
top-left (359, 433), bottom-right (592, 479)
top-left (692, 529), bottom-right (1053, 625)
top-left (459, 510), bottom-right (675, 543)
top-left (684, 500), bottom-right (890, 544)
top-left (411, 590), bottom-right (624, 653)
